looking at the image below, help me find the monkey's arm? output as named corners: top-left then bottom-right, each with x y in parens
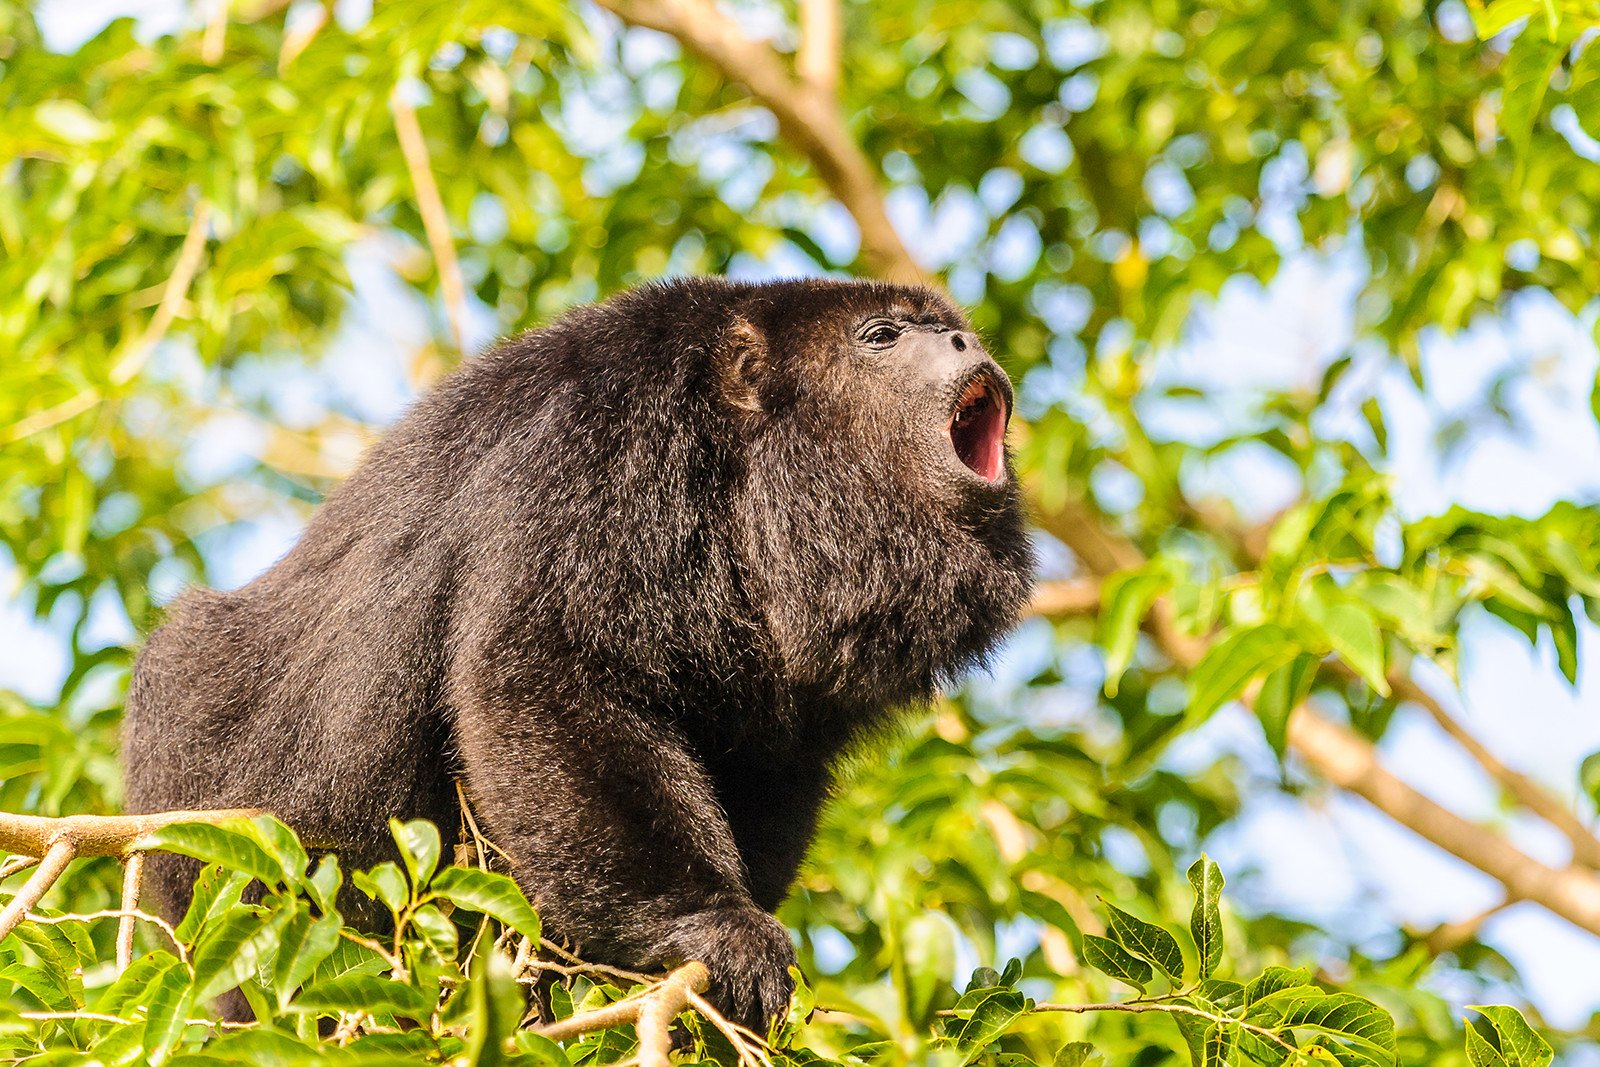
top-left (450, 673), bottom-right (796, 1031)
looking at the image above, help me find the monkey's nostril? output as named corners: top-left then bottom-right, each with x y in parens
top-left (951, 333), bottom-right (967, 351)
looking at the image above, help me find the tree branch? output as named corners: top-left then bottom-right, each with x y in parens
top-left (110, 200), bottom-right (212, 386)
top-left (534, 960), bottom-right (710, 1067)
top-left (593, 0), bottom-right (922, 282)
top-left (0, 841), bottom-right (74, 942)
top-left (0, 807), bottom-right (261, 948)
top-left (1386, 671), bottom-right (1600, 869)
top-left (1028, 578), bottom-right (1101, 618)
top-left (796, 0), bottom-right (840, 100)
top-left (1288, 710), bottom-right (1600, 936)
top-left (0, 808), bottom-right (261, 859)
top-left (117, 853), bottom-right (144, 973)
top-left (1033, 495), bottom-right (1600, 941)
top-left (391, 90), bottom-right (468, 354)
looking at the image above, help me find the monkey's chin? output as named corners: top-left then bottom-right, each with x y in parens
top-left (948, 372), bottom-right (1008, 484)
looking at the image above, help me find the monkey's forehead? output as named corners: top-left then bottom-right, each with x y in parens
top-left (730, 278), bottom-right (970, 331)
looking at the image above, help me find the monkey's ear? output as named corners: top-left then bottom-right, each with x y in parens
top-left (715, 317), bottom-right (769, 415)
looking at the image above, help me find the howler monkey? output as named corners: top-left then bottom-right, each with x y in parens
top-left (123, 277), bottom-right (1035, 1030)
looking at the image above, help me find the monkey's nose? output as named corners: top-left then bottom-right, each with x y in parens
top-left (950, 333), bottom-right (968, 352)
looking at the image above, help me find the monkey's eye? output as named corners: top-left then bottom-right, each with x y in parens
top-left (861, 322), bottom-right (901, 347)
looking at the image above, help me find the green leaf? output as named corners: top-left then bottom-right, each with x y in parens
top-left (1470, 0), bottom-right (1540, 38)
top-left (1467, 1006), bottom-right (1553, 1067)
top-left (1053, 1043), bottom-right (1105, 1067)
top-left (1499, 28), bottom-right (1567, 165)
top-left (294, 974), bottom-right (432, 1021)
top-left (1187, 855), bottom-right (1225, 979)
top-left (409, 903), bottom-right (461, 961)
top-left (1257, 991), bottom-right (1397, 1065)
top-left (1199, 1020), bottom-right (1237, 1067)
top-left (1099, 563), bottom-right (1173, 696)
top-left (945, 986), bottom-right (1031, 1065)
top-left (427, 866), bottom-right (541, 944)
top-left (175, 866), bottom-right (252, 944)
top-left (513, 1031), bottom-right (575, 1066)
top-left (0, 963), bottom-right (75, 1012)
top-left (463, 925), bottom-right (525, 1067)
top-left (1080, 934), bottom-right (1151, 991)
top-left (138, 822), bottom-right (284, 888)
top-left (271, 905), bottom-right (342, 1009)
top-left (1298, 579), bottom-right (1389, 695)
top-left (1100, 901), bottom-right (1184, 983)
top-left (353, 862), bottom-right (410, 917)
top-left (33, 100), bottom-right (111, 144)
top-left (306, 855), bottom-right (343, 916)
top-left (140, 959), bottom-right (194, 1066)
top-left (1241, 966), bottom-right (1316, 1005)
top-left (391, 818), bottom-right (442, 891)
top-left (193, 903), bottom-right (293, 1003)
top-left (1186, 624), bottom-right (1297, 724)
top-left (1466, 1023), bottom-right (1513, 1067)
top-left (238, 816), bottom-right (310, 887)
top-left (900, 910), bottom-right (956, 1026)
top-left (1254, 653), bottom-right (1318, 758)
top-left (96, 951), bottom-right (181, 1020)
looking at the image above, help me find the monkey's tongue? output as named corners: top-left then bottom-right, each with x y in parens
top-left (950, 381), bottom-right (1006, 483)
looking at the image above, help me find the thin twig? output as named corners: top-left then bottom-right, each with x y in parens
top-left (534, 960), bottom-right (710, 1062)
top-left (457, 781), bottom-right (516, 867)
top-left (687, 990), bottom-right (774, 1067)
top-left (391, 89), bottom-right (468, 354)
top-left (1388, 671), bottom-right (1600, 869)
top-left (0, 855), bottom-right (39, 881)
top-left (110, 201), bottom-right (212, 385)
top-left (1421, 897), bottom-right (1518, 956)
top-left (340, 928), bottom-right (405, 973)
top-left (0, 841), bottom-right (76, 942)
top-left (0, 391), bottom-right (102, 447)
top-left (1027, 999), bottom-right (1305, 1060)
top-left (117, 853), bottom-right (144, 973)
top-left (27, 904), bottom-right (187, 964)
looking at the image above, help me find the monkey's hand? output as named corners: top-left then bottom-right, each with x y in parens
top-left (664, 905), bottom-right (797, 1035)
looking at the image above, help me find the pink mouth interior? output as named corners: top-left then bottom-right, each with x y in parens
top-left (949, 377), bottom-right (1006, 483)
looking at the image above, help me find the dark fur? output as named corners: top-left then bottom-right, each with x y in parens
top-left (122, 277), bottom-right (1034, 1028)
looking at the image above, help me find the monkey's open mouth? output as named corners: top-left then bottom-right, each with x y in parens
top-left (948, 371), bottom-right (1008, 484)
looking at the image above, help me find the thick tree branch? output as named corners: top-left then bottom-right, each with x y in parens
top-left (593, 0), bottom-right (921, 282)
top-left (1028, 578), bottom-right (1101, 618)
top-left (1288, 711), bottom-right (1600, 936)
top-left (0, 808), bottom-right (261, 859)
top-left (0, 808), bottom-right (261, 947)
top-left (796, 0), bottom-right (840, 100)
top-left (1033, 496), bottom-right (1600, 941)
top-left (1387, 671), bottom-right (1600, 869)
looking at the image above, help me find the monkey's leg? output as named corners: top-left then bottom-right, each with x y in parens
top-left (451, 691), bottom-right (797, 1033)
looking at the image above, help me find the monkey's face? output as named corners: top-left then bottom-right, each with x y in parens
top-left (725, 284), bottom-right (1019, 512)
top-left (846, 311), bottom-right (1014, 494)
top-left (727, 281), bottom-right (1034, 700)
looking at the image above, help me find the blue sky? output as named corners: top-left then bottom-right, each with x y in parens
top-left (10, 0), bottom-right (1600, 1045)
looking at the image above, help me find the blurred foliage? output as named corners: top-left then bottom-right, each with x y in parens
top-left (2, 0), bottom-right (1599, 1062)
